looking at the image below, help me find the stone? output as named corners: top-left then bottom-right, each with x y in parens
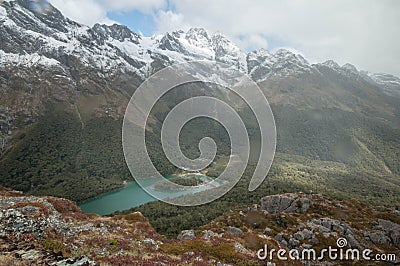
top-left (226, 226), bottom-right (242, 235)
top-left (260, 194), bottom-right (312, 214)
top-left (177, 230), bottom-right (195, 240)
top-left (234, 242), bottom-right (247, 252)
top-left (263, 227), bottom-right (273, 234)
top-left (288, 237), bottom-right (300, 248)
top-left (17, 250), bottom-right (41, 260)
top-left (377, 219), bottom-right (400, 247)
top-left (294, 229), bottom-right (314, 240)
top-left (301, 243), bottom-right (312, 249)
top-left (293, 232), bottom-right (304, 241)
top-left (309, 237), bottom-right (319, 245)
top-left (184, 251), bottom-right (195, 256)
top-left (274, 234), bottom-right (284, 242)
top-left (301, 229), bottom-right (314, 239)
top-left (347, 234), bottom-right (363, 250)
top-left (202, 230), bottom-right (218, 239)
top-left (143, 238), bottom-right (157, 245)
top-left (368, 231), bottom-right (390, 244)
top-left (50, 257), bottom-right (96, 266)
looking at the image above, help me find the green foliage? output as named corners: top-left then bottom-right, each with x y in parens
top-left (41, 237), bottom-right (68, 255)
top-left (0, 102), bottom-right (130, 202)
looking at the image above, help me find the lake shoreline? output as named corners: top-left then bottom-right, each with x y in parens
top-left (78, 173), bottom-right (213, 215)
top-left (77, 180), bottom-right (130, 205)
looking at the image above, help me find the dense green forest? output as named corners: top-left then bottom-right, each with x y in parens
top-left (1, 100), bottom-right (399, 235)
top-left (0, 103), bottom-right (131, 201)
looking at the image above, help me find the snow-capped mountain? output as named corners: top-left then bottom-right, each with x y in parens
top-left (0, 0), bottom-right (247, 79)
top-left (247, 48), bottom-right (315, 80)
top-left (1, 0), bottom-right (399, 146)
top-left (2, 0), bottom-right (399, 91)
top-left (1, 0), bottom-right (400, 204)
top-left (365, 72), bottom-right (400, 97)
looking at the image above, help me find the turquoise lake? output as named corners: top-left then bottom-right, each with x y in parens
top-left (78, 175), bottom-right (215, 215)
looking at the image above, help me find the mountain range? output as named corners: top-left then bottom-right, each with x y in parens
top-left (0, 0), bottom-right (399, 216)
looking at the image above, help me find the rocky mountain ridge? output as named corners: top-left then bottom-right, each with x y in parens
top-left (1, 0), bottom-right (399, 88)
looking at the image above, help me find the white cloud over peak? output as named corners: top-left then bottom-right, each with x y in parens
top-left (154, 10), bottom-right (189, 34)
top-left (48, 0), bottom-right (167, 26)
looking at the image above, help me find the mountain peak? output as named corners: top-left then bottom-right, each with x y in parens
top-left (92, 23), bottom-right (140, 44)
top-left (321, 59), bottom-right (341, 69)
top-left (185, 27), bottom-right (211, 49)
top-left (342, 63), bottom-right (358, 73)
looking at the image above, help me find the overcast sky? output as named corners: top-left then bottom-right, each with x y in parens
top-left (48, 0), bottom-right (400, 76)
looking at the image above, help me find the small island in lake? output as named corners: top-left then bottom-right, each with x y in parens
top-left (152, 175), bottom-right (205, 191)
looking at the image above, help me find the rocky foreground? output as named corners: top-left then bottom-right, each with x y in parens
top-left (0, 186), bottom-right (399, 265)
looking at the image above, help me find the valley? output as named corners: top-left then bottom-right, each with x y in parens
top-left (0, 0), bottom-right (399, 257)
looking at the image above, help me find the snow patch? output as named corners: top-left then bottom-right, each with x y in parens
top-left (0, 50), bottom-right (60, 67)
top-left (0, 5), bottom-right (7, 18)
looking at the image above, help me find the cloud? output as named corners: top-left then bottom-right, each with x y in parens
top-left (99, 0), bottom-right (166, 14)
top-left (234, 34), bottom-right (269, 52)
top-left (153, 10), bottom-right (189, 34)
top-left (48, 0), bottom-right (166, 26)
top-left (48, 0), bottom-right (106, 25)
top-left (163, 0), bottom-right (400, 76)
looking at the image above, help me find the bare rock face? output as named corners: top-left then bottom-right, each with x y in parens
top-left (376, 219), bottom-right (400, 248)
top-left (260, 193), bottom-right (312, 214)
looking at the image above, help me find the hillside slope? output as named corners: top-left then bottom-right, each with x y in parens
top-left (0, 186), bottom-right (399, 265)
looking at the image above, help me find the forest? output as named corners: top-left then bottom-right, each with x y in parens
top-left (0, 101), bottom-right (399, 235)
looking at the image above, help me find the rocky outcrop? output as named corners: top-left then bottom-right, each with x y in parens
top-left (260, 193), bottom-right (312, 213)
top-left (201, 193), bottom-right (400, 265)
top-left (177, 229), bottom-right (195, 240)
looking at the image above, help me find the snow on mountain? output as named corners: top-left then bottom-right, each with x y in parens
top-left (0, 0), bottom-right (247, 78)
top-left (247, 48), bottom-right (315, 80)
top-left (320, 60), bottom-right (341, 70)
top-left (316, 60), bottom-right (362, 79)
top-left (0, 50), bottom-right (60, 67)
top-left (0, 0), bottom-right (399, 97)
top-left (211, 32), bottom-right (247, 72)
top-left (366, 73), bottom-right (400, 96)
